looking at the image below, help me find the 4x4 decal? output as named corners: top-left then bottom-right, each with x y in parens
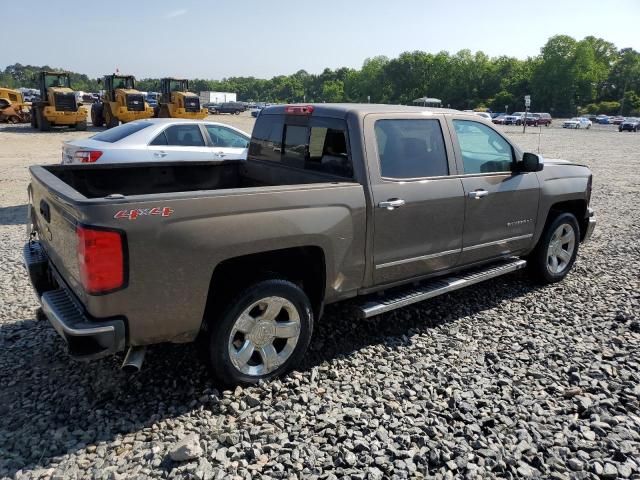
top-left (114, 207), bottom-right (174, 221)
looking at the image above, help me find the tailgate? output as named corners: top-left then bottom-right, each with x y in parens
top-left (29, 169), bottom-right (84, 299)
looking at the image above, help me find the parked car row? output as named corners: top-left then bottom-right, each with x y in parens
top-left (492, 112), bottom-right (552, 127)
top-left (619, 117), bottom-right (640, 132)
top-left (202, 102), bottom-right (247, 115)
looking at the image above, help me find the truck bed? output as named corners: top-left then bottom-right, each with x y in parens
top-left (43, 160), bottom-right (352, 199)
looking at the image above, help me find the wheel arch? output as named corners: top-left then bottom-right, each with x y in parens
top-left (545, 199), bottom-right (588, 241)
top-left (201, 246), bottom-right (327, 332)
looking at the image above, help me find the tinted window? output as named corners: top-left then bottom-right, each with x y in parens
top-left (205, 125), bottom-right (249, 148)
top-left (163, 125), bottom-right (205, 147)
top-left (149, 131), bottom-right (168, 146)
top-left (249, 115), bottom-right (352, 178)
top-left (453, 120), bottom-right (513, 174)
top-left (249, 115), bottom-right (284, 162)
top-left (374, 119), bottom-right (449, 178)
top-left (92, 121), bottom-right (152, 143)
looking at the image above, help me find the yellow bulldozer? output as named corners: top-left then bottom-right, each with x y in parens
top-left (0, 87), bottom-right (31, 124)
top-left (91, 74), bottom-right (154, 128)
top-left (156, 78), bottom-right (207, 119)
top-left (30, 72), bottom-right (88, 131)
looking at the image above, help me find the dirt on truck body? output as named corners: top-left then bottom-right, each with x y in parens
top-left (24, 104), bottom-right (596, 385)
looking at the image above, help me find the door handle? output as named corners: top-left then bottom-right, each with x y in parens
top-left (154, 151), bottom-right (167, 158)
top-left (378, 198), bottom-right (406, 210)
top-left (468, 189), bottom-right (489, 199)
top-left (215, 151), bottom-right (227, 158)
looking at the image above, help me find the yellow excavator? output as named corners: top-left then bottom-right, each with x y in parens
top-left (0, 87), bottom-right (31, 124)
top-left (156, 78), bottom-right (207, 119)
top-left (91, 74), bottom-right (154, 128)
top-left (30, 71), bottom-right (88, 131)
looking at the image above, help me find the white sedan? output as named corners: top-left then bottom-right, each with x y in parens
top-left (62, 119), bottom-right (250, 164)
top-left (562, 117), bottom-right (592, 129)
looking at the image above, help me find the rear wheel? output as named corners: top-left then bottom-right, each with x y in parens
top-left (527, 212), bottom-right (580, 284)
top-left (204, 279), bottom-right (313, 386)
top-left (75, 121), bottom-right (87, 131)
top-left (30, 108), bottom-right (37, 128)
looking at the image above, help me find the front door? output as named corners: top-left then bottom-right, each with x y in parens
top-left (364, 114), bottom-right (466, 286)
top-left (448, 118), bottom-right (540, 265)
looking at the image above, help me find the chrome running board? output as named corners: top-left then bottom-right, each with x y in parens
top-left (357, 258), bottom-right (527, 318)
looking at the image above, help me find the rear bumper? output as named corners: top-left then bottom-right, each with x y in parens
top-left (583, 208), bottom-right (596, 242)
top-left (23, 241), bottom-right (126, 360)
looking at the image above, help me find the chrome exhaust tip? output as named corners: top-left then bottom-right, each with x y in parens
top-left (121, 346), bottom-right (146, 373)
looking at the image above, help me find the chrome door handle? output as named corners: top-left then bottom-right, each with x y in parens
top-left (216, 152), bottom-right (226, 158)
top-left (378, 198), bottom-right (406, 210)
top-left (468, 189), bottom-right (489, 199)
top-left (154, 151), bottom-right (167, 158)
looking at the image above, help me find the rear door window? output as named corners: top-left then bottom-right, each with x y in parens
top-left (163, 124), bottom-right (205, 147)
top-left (249, 115), bottom-right (284, 162)
top-left (374, 119), bottom-right (449, 178)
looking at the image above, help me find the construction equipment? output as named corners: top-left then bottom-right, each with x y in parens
top-left (30, 72), bottom-right (88, 131)
top-left (156, 78), bottom-right (207, 119)
top-left (91, 74), bottom-right (154, 128)
top-left (0, 87), bottom-right (31, 124)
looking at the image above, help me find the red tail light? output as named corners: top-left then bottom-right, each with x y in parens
top-left (77, 226), bottom-right (125, 294)
top-left (74, 150), bottom-right (103, 163)
top-left (285, 105), bottom-right (314, 115)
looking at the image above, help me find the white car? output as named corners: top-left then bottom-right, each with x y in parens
top-left (473, 112), bottom-right (493, 121)
top-left (562, 117), bottom-right (592, 129)
top-left (62, 119), bottom-right (250, 164)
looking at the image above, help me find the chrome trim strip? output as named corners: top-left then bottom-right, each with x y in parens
top-left (375, 248), bottom-right (461, 270)
top-left (463, 234), bottom-right (533, 252)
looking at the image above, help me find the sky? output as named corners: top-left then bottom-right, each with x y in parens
top-left (2, 0), bottom-right (639, 80)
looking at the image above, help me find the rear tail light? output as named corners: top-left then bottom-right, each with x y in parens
top-left (77, 225), bottom-right (126, 294)
top-left (74, 150), bottom-right (103, 163)
top-left (284, 105), bottom-right (314, 115)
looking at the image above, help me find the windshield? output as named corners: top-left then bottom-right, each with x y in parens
top-left (113, 76), bottom-right (135, 89)
top-left (44, 74), bottom-right (70, 89)
top-left (169, 80), bottom-right (188, 92)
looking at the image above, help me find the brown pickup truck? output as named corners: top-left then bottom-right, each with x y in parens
top-left (24, 104), bottom-right (596, 385)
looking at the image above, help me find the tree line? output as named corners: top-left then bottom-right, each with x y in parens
top-left (2, 35), bottom-right (639, 116)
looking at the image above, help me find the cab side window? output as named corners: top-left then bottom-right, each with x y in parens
top-left (374, 119), bottom-right (449, 179)
top-left (453, 120), bottom-right (513, 174)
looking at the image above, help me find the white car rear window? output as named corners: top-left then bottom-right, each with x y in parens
top-left (92, 122), bottom-right (153, 143)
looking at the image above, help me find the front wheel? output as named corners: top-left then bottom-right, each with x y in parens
top-left (527, 212), bottom-right (580, 284)
top-left (204, 279), bottom-right (313, 386)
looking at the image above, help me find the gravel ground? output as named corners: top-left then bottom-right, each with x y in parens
top-left (0, 118), bottom-right (639, 479)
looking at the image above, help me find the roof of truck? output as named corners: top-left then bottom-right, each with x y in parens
top-left (262, 103), bottom-right (461, 118)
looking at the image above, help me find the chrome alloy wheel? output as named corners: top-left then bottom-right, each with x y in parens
top-left (547, 223), bottom-right (576, 274)
top-left (228, 296), bottom-right (301, 376)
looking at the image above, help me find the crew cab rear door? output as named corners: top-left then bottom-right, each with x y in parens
top-left (447, 117), bottom-right (539, 265)
top-left (363, 113), bottom-right (465, 285)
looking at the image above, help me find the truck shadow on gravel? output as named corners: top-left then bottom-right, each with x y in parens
top-left (0, 274), bottom-right (534, 476)
top-left (0, 204), bottom-right (28, 225)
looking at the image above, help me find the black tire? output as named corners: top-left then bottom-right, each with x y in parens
top-left (30, 108), bottom-right (37, 128)
top-left (204, 279), bottom-right (313, 386)
top-left (91, 104), bottom-right (104, 127)
top-left (104, 105), bottom-right (119, 129)
top-left (75, 121), bottom-right (87, 131)
top-left (527, 212), bottom-right (580, 284)
top-left (37, 108), bottom-right (50, 131)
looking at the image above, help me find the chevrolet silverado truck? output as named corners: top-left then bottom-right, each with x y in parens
top-left (24, 104), bottom-right (596, 385)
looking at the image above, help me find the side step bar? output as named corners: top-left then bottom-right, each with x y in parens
top-left (357, 258), bottom-right (527, 318)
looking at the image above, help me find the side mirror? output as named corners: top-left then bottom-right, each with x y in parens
top-left (519, 152), bottom-right (544, 172)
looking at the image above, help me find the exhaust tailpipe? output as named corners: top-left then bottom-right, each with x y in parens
top-left (121, 346), bottom-right (146, 373)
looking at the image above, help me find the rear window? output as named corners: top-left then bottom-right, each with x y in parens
top-left (92, 122), bottom-right (152, 143)
top-left (250, 114), bottom-right (353, 178)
